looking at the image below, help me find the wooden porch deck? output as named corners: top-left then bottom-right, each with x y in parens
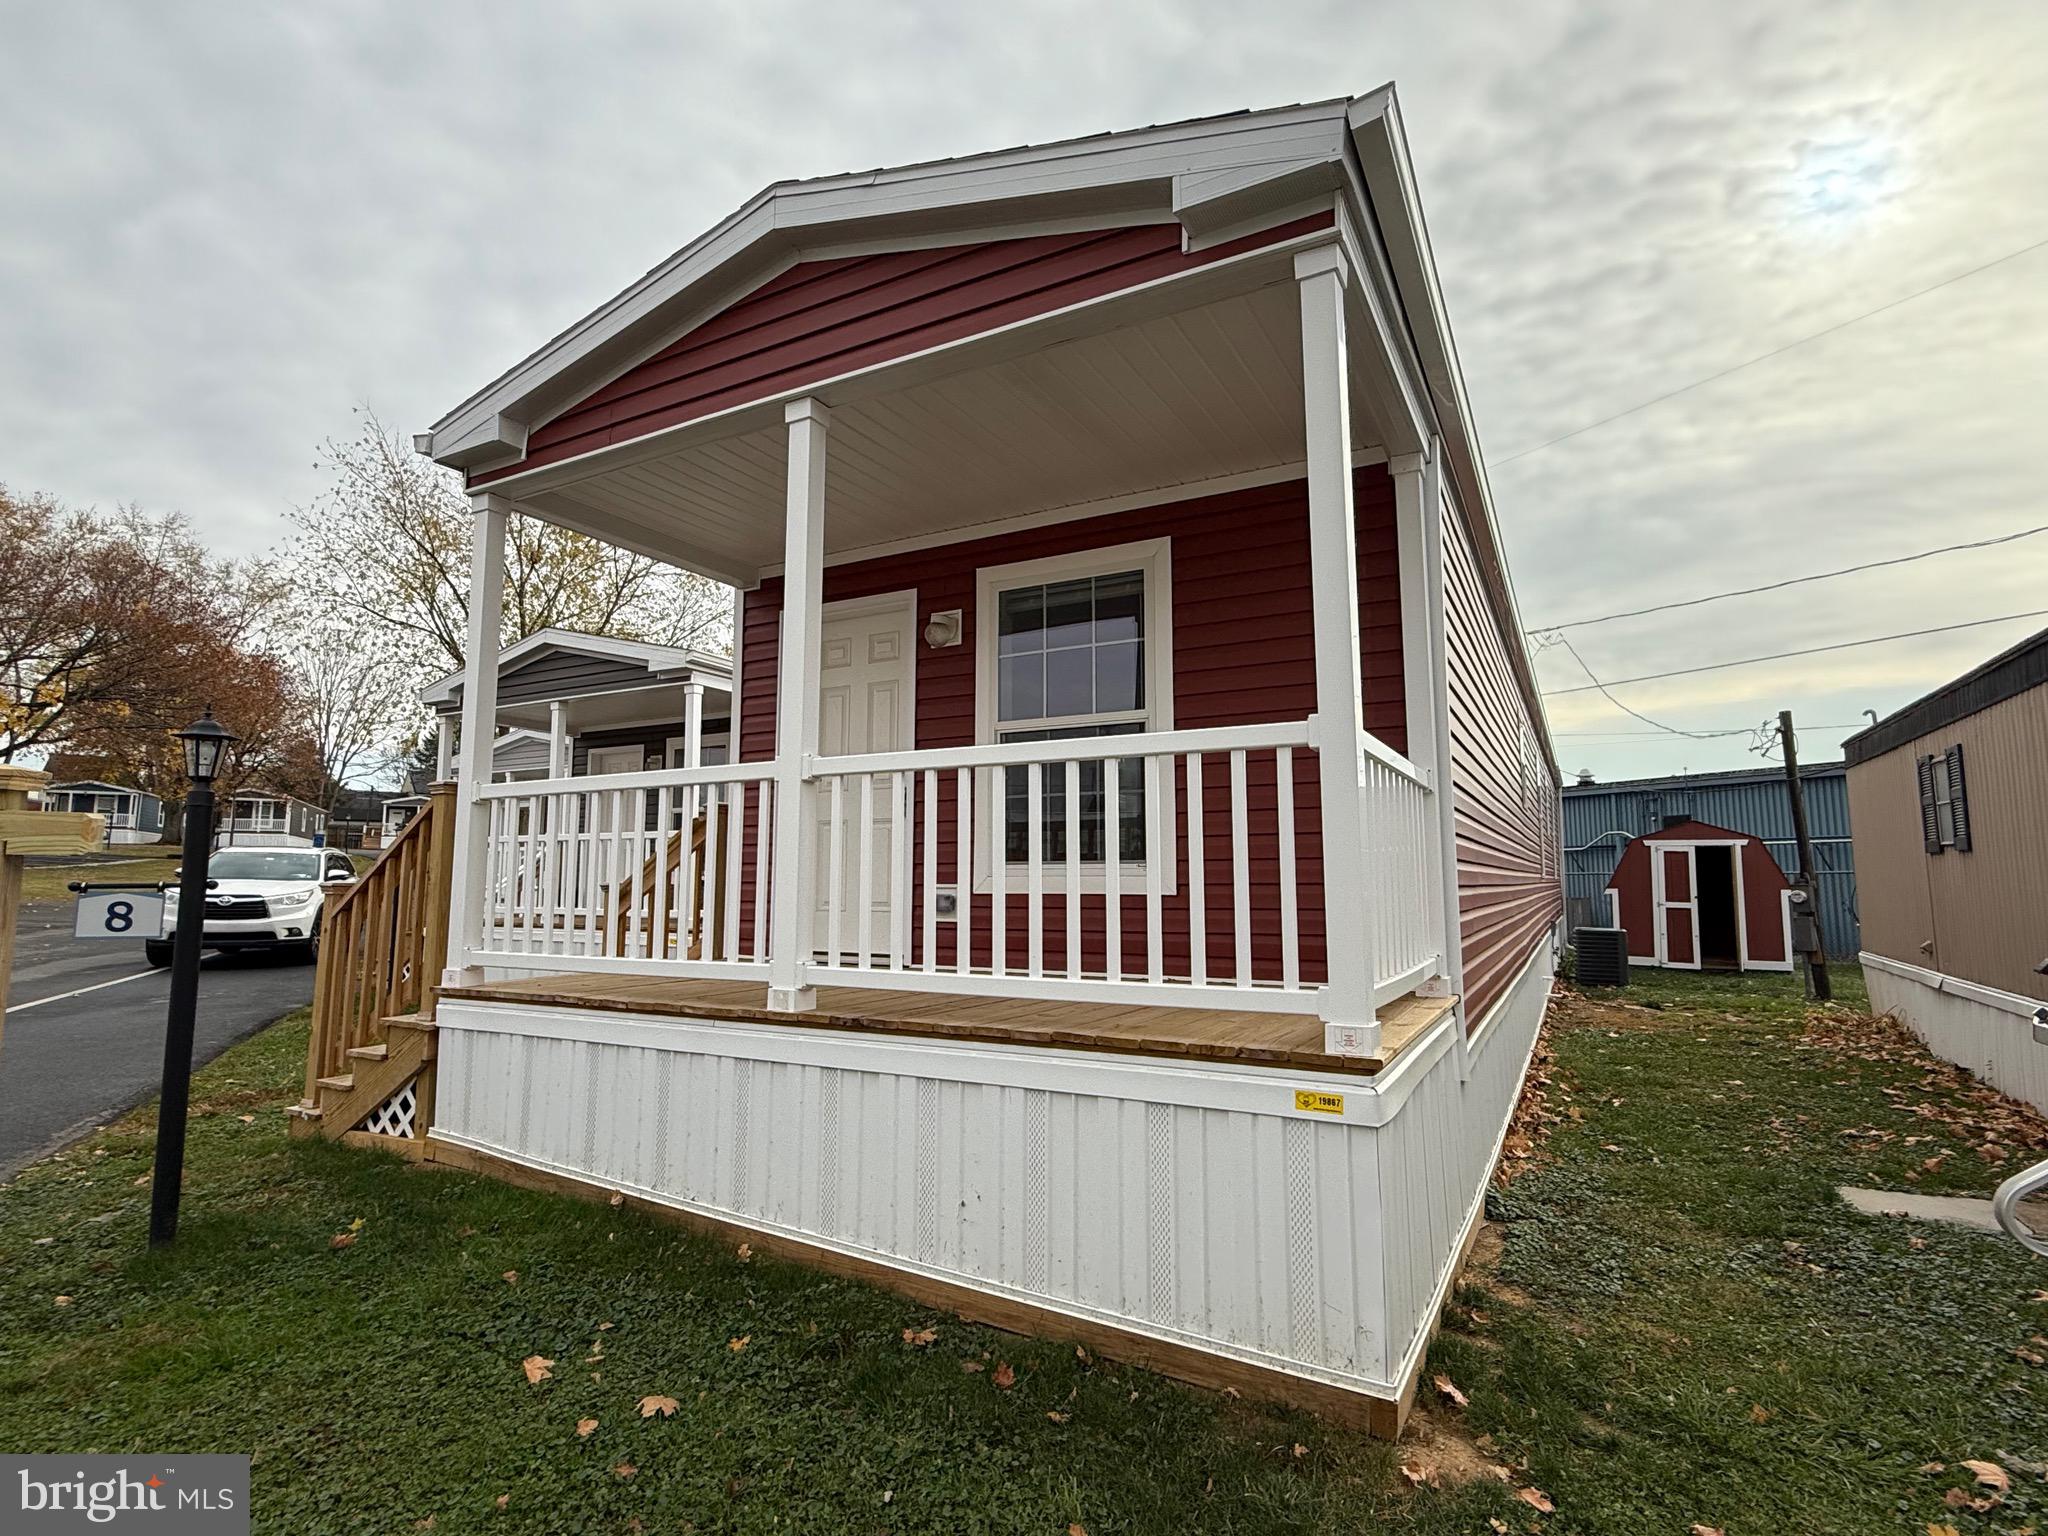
top-left (434, 974), bottom-right (1455, 1076)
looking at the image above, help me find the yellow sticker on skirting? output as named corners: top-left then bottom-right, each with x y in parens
top-left (1294, 1089), bottom-right (1345, 1116)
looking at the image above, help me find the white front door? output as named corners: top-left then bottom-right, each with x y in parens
top-left (814, 593), bottom-right (914, 962)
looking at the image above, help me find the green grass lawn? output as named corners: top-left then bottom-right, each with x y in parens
top-left (2, 967), bottom-right (2044, 1533)
top-left (20, 850), bottom-right (183, 903)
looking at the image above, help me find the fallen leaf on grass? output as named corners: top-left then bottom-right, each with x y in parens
top-left (1068, 1525), bottom-right (1089, 1536)
top-left (1047, 1410), bottom-right (1071, 1424)
top-left (1432, 1373), bottom-right (1468, 1409)
top-left (728, 1335), bottom-right (749, 1352)
top-left (1397, 1461), bottom-right (1437, 1488)
top-left (1690, 1527), bottom-right (1724, 1536)
top-left (493, 1494), bottom-right (508, 1510)
top-left (638, 1395), bottom-right (678, 1418)
top-left (611, 1462), bottom-right (636, 1480)
top-left (1747, 1403), bottom-right (1771, 1423)
top-left (597, 1321), bottom-right (613, 1331)
top-left (502, 1270), bottom-right (518, 1285)
top-left (1962, 1458), bottom-right (2010, 1494)
top-left (902, 1327), bottom-right (938, 1347)
top-left (329, 1232), bottom-right (356, 1250)
top-left (1928, 1523), bottom-right (1962, 1536)
top-left (52, 1296), bottom-right (72, 1307)
top-left (237, 1114), bottom-right (255, 1123)
top-left (608, 1191), bottom-right (624, 1207)
top-left (992, 1361), bottom-right (1016, 1389)
top-left (1516, 1486), bottom-right (1555, 1512)
top-left (735, 1242), bottom-right (752, 1262)
top-left (413, 1519), bottom-right (435, 1531)
top-left (960, 1361), bottom-right (984, 1374)
top-left (1488, 1521), bottom-right (1509, 1534)
top-left (576, 1418), bottom-right (598, 1438)
top-left (522, 1355), bottom-right (554, 1384)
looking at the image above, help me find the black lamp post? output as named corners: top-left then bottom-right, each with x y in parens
top-left (148, 708), bottom-right (237, 1248)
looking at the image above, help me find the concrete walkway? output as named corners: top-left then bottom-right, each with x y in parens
top-left (1838, 1184), bottom-right (2048, 1234)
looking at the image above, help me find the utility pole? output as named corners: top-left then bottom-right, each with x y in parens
top-left (1778, 708), bottom-right (1831, 1002)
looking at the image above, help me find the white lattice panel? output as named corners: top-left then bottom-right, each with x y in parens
top-left (359, 1081), bottom-right (418, 1139)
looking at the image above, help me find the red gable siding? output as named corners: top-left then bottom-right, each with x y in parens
top-left (477, 213), bottom-right (1334, 484)
top-left (1444, 502), bottom-right (1561, 1025)
top-left (736, 466), bottom-right (1402, 980)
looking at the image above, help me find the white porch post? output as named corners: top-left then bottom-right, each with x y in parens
top-left (682, 680), bottom-right (706, 767)
top-left (444, 492), bottom-right (509, 984)
top-left (434, 714), bottom-right (454, 783)
top-left (1392, 444), bottom-right (1451, 995)
top-left (1296, 243), bottom-right (1380, 1056)
top-left (547, 701), bottom-right (570, 777)
top-left (766, 397), bottom-right (829, 1011)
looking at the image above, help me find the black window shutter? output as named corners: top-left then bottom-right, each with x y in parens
top-left (1917, 754), bottom-right (1942, 853)
top-left (1945, 743), bottom-right (1971, 852)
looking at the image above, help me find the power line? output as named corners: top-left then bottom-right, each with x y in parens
top-left (1541, 609), bottom-right (2048, 697)
top-left (1554, 724), bottom-right (1868, 738)
top-left (1547, 632), bottom-right (1762, 741)
top-left (1528, 523), bottom-right (2048, 634)
top-left (1488, 233), bottom-right (2048, 470)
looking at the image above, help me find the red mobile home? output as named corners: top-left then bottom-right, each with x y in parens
top-left (1604, 819), bottom-right (1794, 972)
top-left (298, 90), bottom-right (1562, 1433)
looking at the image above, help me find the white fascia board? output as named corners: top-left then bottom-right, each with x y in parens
top-left (421, 101), bottom-right (1361, 471)
top-left (1347, 88), bottom-right (1558, 776)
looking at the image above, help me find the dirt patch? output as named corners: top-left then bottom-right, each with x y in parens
top-left (1397, 1406), bottom-right (1517, 1488)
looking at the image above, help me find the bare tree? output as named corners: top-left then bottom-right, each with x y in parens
top-left (284, 606), bottom-right (419, 809)
top-left (288, 409), bottom-right (731, 687)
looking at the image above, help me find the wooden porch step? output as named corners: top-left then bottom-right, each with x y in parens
top-left (315, 1073), bottom-right (354, 1092)
top-left (345, 1043), bottom-right (389, 1063)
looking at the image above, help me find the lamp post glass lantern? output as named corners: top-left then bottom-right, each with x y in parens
top-left (149, 709), bottom-right (238, 1247)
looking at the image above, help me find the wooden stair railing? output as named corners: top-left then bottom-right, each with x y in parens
top-left (295, 780), bottom-right (455, 1138)
top-left (609, 803), bottom-right (729, 960)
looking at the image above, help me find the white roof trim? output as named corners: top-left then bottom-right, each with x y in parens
top-left (420, 99), bottom-right (1362, 471)
top-left (421, 628), bottom-right (734, 706)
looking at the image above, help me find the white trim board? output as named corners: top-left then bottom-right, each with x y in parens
top-left (1860, 952), bottom-right (2047, 1019)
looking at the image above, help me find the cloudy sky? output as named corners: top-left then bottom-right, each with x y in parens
top-left (4, 0), bottom-right (2044, 779)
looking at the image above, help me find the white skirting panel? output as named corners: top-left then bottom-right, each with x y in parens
top-left (433, 971), bottom-right (1551, 1400)
top-left (1864, 953), bottom-right (2048, 1116)
top-left (1375, 939), bottom-right (1554, 1385)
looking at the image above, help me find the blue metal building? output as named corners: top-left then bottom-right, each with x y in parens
top-left (1562, 763), bottom-right (1858, 956)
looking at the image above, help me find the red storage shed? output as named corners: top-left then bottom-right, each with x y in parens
top-left (1605, 818), bottom-right (1795, 972)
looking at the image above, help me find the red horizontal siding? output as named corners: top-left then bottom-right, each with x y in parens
top-left (1444, 503), bottom-right (1561, 1025)
top-left (736, 467), bottom-right (1403, 978)
top-left (476, 212), bottom-right (1334, 485)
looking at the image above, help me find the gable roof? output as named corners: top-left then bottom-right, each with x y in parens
top-left (1843, 624), bottom-right (2048, 765)
top-left (46, 780), bottom-right (152, 798)
top-left (422, 628), bottom-right (732, 708)
top-left (419, 88), bottom-right (1553, 776)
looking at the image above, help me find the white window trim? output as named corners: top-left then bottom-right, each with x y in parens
top-left (971, 537), bottom-right (1176, 895)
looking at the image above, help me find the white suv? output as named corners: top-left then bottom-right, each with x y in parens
top-left (145, 847), bottom-right (357, 967)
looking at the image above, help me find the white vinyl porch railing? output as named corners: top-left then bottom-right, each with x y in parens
top-left (473, 763), bottom-right (776, 975)
top-left (1361, 735), bottom-right (1445, 1006)
top-left (811, 720), bottom-right (1318, 1010)
top-left (461, 722), bottom-right (1444, 1019)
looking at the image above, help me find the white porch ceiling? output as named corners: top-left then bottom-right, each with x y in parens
top-left (518, 277), bottom-right (1382, 584)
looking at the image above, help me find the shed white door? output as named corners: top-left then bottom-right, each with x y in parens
top-left (814, 594), bottom-right (914, 962)
top-left (1653, 844), bottom-right (1701, 969)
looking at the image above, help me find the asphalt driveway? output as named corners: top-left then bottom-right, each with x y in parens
top-left (0, 899), bottom-right (314, 1178)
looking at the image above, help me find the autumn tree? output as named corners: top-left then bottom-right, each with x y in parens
top-left (0, 489), bottom-right (310, 796)
top-left (287, 410), bottom-right (731, 693)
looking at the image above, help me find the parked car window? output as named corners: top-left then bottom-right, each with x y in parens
top-left (208, 850), bottom-right (324, 881)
